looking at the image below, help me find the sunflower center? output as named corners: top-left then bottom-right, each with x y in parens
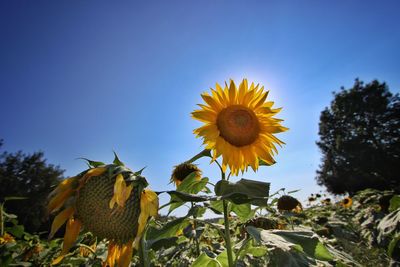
top-left (217, 105), bottom-right (260, 147)
top-left (76, 174), bottom-right (141, 244)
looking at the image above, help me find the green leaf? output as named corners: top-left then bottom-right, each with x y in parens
top-left (177, 173), bottom-right (209, 194)
top-left (231, 203), bottom-right (255, 223)
top-left (192, 253), bottom-right (222, 267)
top-left (134, 167), bottom-right (146, 176)
top-left (389, 195), bottom-right (400, 212)
top-left (78, 158), bottom-right (105, 168)
top-left (215, 179), bottom-right (270, 206)
top-left (314, 242), bottom-right (334, 261)
top-left (146, 217), bottom-right (190, 250)
top-left (6, 224), bottom-right (25, 238)
top-left (167, 191), bottom-right (210, 203)
top-left (388, 233), bottom-right (400, 257)
top-left (192, 253), bottom-right (213, 267)
top-left (112, 151), bottom-right (125, 166)
top-left (2, 211), bottom-right (17, 219)
top-left (188, 205), bottom-right (207, 218)
top-left (246, 227), bottom-right (333, 262)
top-left (216, 249), bottom-right (235, 267)
top-left (209, 200), bottom-right (225, 214)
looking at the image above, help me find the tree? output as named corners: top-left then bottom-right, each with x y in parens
top-left (0, 142), bottom-right (64, 233)
top-left (316, 79), bottom-right (400, 195)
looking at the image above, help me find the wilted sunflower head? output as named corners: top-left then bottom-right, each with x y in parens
top-left (192, 79), bottom-right (288, 175)
top-left (340, 197), bottom-right (353, 208)
top-left (277, 195), bottom-right (302, 212)
top-left (47, 155), bottom-right (159, 267)
top-left (171, 162), bottom-right (202, 187)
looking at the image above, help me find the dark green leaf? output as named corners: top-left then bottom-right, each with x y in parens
top-left (215, 179), bottom-right (270, 206)
top-left (188, 205), bottom-right (207, 218)
top-left (167, 191), bottom-right (210, 203)
top-left (389, 195), bottom-right (400, 212)
top-left (146, 217), bottom-right (190, 250)
top-left (112, 151), bottom-right (125, 166)
top-left (209, 200), bottom-right (225, 214)
top-left (134, 167), bottom-right (146, 176)
top-left (78, 158), bottom-right (105, 168)
top-left (388, 233), bottom-right (400, 257)
top-left (231, 203), bottom-right (255, 222)
top-left (177, 173), bottom-right (209, 194)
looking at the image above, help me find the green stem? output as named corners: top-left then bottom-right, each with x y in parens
top-left (139, 224), bottom-right (150, 267)
top-left (223, 200), bottom-right (234, 267)
top-left (214, 159), bottom-right (233, 267)
top-left (191, 203), bottom-right (201, 257)
top-left (187, 149), bottom-right (211, 163)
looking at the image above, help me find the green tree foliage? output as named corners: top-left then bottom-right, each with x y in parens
top-left (316, 79), bottom-right (400, 195)
top-left (0, 142), bottom-right (64, 233)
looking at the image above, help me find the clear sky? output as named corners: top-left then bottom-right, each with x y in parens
top-left (1, 1), bottom-right (399, 215)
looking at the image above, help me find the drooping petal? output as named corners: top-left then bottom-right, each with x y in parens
top-left (49, 207), bottom-right (75, 239)
top-left (48, 176), bottom-right (78, 200)
top-left (48, 187), bottom-right (74, 213)
top-left (118, 242), bottom-right (133, 267)
top-left (109, 174), bottom-right (132, 209)
top-left (133, 189), bottom-right (159, 249)
top-left (104, 241), bottom-right (118, 267)
top-left (52, 218), bottom-right (82, 265)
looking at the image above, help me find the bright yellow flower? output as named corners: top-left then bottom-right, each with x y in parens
top-left (170, 162), bottom-right (202, 187)
top-left (192, 79), bottom-right (288, 175)
top-left (48, 158), bottom-right (159, 267)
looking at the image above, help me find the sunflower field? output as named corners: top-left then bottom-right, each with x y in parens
top-left (1, 80), bottom-right (399, 266)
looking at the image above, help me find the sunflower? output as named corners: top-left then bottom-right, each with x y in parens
top-left (171, 162), bottom-right (202, 187)
top-left (48, 156), bottom-right (159, 267)
top-left (277, 195), bottom-right (302, 213)
top-left (340, 197), bottom-right (353, 208)
top-left (192, 79), bottom-right (288, 175)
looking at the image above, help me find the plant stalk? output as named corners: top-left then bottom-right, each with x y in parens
top-left (191, 202), bottom-right (201, 257)
top-left (223, 200), bottom-right (234, 267)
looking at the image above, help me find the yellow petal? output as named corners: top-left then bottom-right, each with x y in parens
top-left (109, 174), bottom-right (132, 209)
top-left (104, 242), bottom-right (118, 267)
top-left (48, 187), bottom-right (74, 213)
top-left (52, 218), bottom-right (81, 265)
top-left (49, 207), bottom-right (75, 239)
top-left (48, 176), bottom-right (78, 199)
top-left (141, 189), bottom-right (159, 217)
top-left (118, 242), bottom-right (133, 267)
top-left (191, 110), bottom-right (217, 123)
top-left (228, 79), bottom-right (237, 104)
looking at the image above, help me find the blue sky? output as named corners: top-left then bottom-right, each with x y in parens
top-left (1, 1), bottom-right (399, 215)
